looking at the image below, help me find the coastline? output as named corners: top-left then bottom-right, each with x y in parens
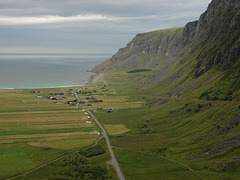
top-left (0, 72), bottom-right (103, 90)
top-left (0, 85), bottom-right (84, 90)
top-left (0, 53), bottom-right (107, 90)
top-left (87, 72), bottom-right (104, 85)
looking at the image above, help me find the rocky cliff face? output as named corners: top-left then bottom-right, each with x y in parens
top-left (91, 0), bottom-right (240, 76)
top-left (192, 0), bottom-right (240, 76)
top-left (90, 27), bottom-right (184, 73)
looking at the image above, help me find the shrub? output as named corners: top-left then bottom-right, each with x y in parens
top-left (79, 145), bottom-right (105, 157)
top-left (127, 69), bottom-right (152, 73)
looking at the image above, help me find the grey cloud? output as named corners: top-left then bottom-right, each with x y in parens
top-left (0, 0), bottom-right (211, 17)
top-left (0, 0), bottom-right (212, 53)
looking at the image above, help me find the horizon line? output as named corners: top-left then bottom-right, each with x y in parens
top-left (0, 53), bottom-right (113, 56)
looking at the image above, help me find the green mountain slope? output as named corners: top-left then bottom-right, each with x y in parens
top-left (91, 0), bottom-right (240, 101)
top-left (90, 0), bottom-right (240, 179)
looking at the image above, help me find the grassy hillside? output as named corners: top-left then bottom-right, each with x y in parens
top-left (86, 1), bottom-right (240, 178)
top-left (90, 69), bottom-right (240, 179)
top-left (1, 0), bottom-right (240, 179)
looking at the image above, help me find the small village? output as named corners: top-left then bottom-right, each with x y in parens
top-left (30, 83), bottom-right (113, 114)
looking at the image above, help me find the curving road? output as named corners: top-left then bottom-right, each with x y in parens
top-left (75, 93), bottom-right (124, 180)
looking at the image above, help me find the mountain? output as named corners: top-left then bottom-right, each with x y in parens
top-left (91, 0), bottom-right (240, 101)
top-left (89, 0), bottom-right (240, 178)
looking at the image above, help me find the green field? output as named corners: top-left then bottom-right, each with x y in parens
top-left (0, 83), bottom-right (144, 179)
top-left (0, 87), bottom-right (108, 179)
top-left (1, 69), bottom-right (240, 179)
top-left (91, 70), bottom-right (240, 180)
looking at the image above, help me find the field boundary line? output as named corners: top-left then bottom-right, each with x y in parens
top-left (5, 136), bottom-right (103, 180)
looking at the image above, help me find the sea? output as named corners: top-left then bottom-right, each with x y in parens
top-left (0, 54), bottom-right (110, 89)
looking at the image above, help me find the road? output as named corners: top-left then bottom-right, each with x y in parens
top-left (86, 110), bottom-right (125, 180)
top-left (75, 93), bottom-right (124, 180)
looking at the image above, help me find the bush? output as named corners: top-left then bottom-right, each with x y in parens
top-left (127, 69), bottom-right (152, 73)
top-left (80, 145), bottom-right (105, 157)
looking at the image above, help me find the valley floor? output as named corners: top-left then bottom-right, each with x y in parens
top-left (0, 69), bottom-right (240, 179)
top-left (90, 69), bottom-right (240, 180)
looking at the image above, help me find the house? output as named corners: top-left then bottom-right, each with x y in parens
top-left (54, 92), bottom-right (64, 95)
top-left (56, 95), bottom-right (63, 100)
top-left (50, 96), bottom-right (56, 100)
top-left (69, 102), bottom-right (75, 106)
top-left (77, 89), bottom-right (82, 93)
top-left (107, 108), bottom-right (112, 113)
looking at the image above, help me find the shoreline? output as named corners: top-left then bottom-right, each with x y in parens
top-left (0, 53), bottom-right (107, 90)
top-left (0, 70), bottom-right (103, 90)
top-left (0, 73), bottom-right (103, 90)
top-left (0, 85), bottom-right (84, 90)
top-left (87, 72), bottom-right (104, 85)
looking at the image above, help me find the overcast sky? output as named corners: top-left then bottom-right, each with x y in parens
top-left (0, 0), bottom-right (211, 54)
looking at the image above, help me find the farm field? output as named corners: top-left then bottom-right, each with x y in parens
top-left (0, 82), bottom-right (144, 179)
top-left (0, 87), bottom-right (100, 179)
top-left (1, 69), bottom-right (240, 179)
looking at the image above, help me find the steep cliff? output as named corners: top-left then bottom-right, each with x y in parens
top-left (193, 0), bottom-right (240, 76)
top-left (91, 0), bottom-right (240, 101)
top-left (90, 27), bottom-right (184, 73)
top-left (89, 0), bottom-right (240, 176)
top-left (92, 0), bottom-right (240, 73)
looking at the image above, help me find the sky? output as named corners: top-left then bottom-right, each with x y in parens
top-left (0, 0), bottom-right (212, 54)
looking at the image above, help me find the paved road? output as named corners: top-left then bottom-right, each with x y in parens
top-left (86, 110), bottom-right (125, 180)
top-left (76, 92), bottom-right (124, 179)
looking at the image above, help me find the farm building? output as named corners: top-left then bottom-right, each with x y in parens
top-left (107, 108), bottom-right (112, 113)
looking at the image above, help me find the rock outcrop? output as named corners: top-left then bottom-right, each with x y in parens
top-left (91, 0), bottom-right (240, 77)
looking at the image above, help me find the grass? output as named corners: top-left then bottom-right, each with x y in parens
top-left (90, 68), bottom-right (240, 179)
top-left (0, 127), bottom-right (97, 136)
top-left (0, 88), bottom-right (103, 179)
top-left (0, 83), bottom-right (142, 179)
top-left (104, 124), bottom-right (130, 135)
top-left (115, 149), bottom-right (200, 180)
top-left (1, 54), bottom-right (240, 179)
top-left (13, 137), bottom-right (116, 179)
top-left (0, 144), bottom-right (36, 179)
top-left (28, 137), bottom-right (97, 150)
top-left (127, 69), bottom-right (152, 73)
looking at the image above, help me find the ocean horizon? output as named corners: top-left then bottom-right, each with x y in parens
top-left (0, 54), bottom-right (110, 89)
